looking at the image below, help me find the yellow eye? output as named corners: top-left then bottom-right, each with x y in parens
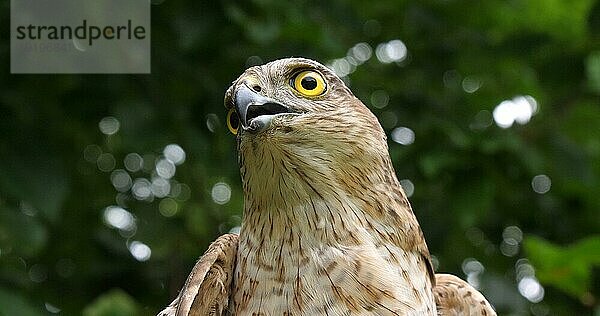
top-left (293, 71), bottom-right (326, 96)
top-left (227, 108), bottom-right (239, 135)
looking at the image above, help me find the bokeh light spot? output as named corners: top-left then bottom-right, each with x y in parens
top-left (83, 144), bottom-right (102, 163)
top-left (376, 40), bottom-right (407, 64)
top-left (163, 144), bottom-right (186, 165)
top-left (115, 192), bottom-right (128, 207)
top-left (380, 111), bottom-right (398, 129)
top-left (151, 177), bottom-right (171, 198)
top-left (124, 153), bottom-right (143, 172)
top-left (156, 158), bottom-right (176, 179)
top-left (28, 264), bottom-right (47, 283)
top-left (97, 153), bottom-right (116, 172)
top-left (399, 179), bottom-right (414, 198)
top-left (246, 55), bottom-right (263, 67)
top-left (519, 277), bottom-right (545, 303)
top-left (503, 226), bottom-right (523, 243)
top-left (531, 174), bottom-right (551, 194)
top-left (493, 95), bottom-right (538, 128)
top-left (391, 127), bottom-right (415, 145)
top-left (500, 239), bottom-right (519, 257)
top-left (465, 227), bottom-right (485, 246)
top-left (132, 178), bottom-right (152, 200)
top-left (348, 43), bottom-right (372, 63)
top-left (45, 303), bottom-right (61, 314)
top-left (501, 226), bottom-right (523, 257)
top-left (110, 169), bottom-right (132, 192)
top-left (206, 113), bottom-right (220, 133)
top-left (211, 182), bottom-right (231, 205)
top-left (470, 110), bottom-right (493, 131)
top-left (171, 182), bottom-right (191, 201)
top-left (462, 258), bottom-right (485, 275)
top-left (159, 198), bottom-right (178, 217)
top-left (462, 258), bottom-right (485, 289)
top-left (329, 58), bottom-right (356, 77)
top-left (370, 90), bottom-right (389, 109)
top-left (462, 76), bottom-right (482, 93)
top-left (516, 258), bottom-right (536, 280)
top-left (430, 254), bottom-right (440, 271)
top-left (443, 69), bottom-right (461, 88)
top-left (20, 201), bottom-right (37, 217)
top-left (128, 241), bottom-right (151, 262)
top-left (103, 206), bottom-right (135, 231)
top-left (98, 116), bottom-right (120, 135)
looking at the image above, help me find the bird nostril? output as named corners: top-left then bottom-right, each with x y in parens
top-left (252, 85), bottom-right (262, 92)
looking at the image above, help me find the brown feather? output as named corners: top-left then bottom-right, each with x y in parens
top-left (158, 234), bottom-right (238, 316)
top-left (434, 274), bottom-right (496, 316)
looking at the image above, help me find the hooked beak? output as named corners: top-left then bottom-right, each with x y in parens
top-left (234, 85), bottom-right (293, 132)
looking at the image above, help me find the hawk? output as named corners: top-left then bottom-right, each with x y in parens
top-left (159, 58), bottom-right (495, 316)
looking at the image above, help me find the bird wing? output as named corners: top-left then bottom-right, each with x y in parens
top-left (157, 233), bottom-right (239, 316)
top-left (434, 273), bottom-right (496, 316)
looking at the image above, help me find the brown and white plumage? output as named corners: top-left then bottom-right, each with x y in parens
top-left (159, 58), bottom-right (495, 316)
top-left (434, 274), bottom-right (495, 316)
top-left (159, 234), bottom-right (238, 316)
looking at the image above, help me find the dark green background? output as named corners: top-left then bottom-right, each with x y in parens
top-left (1, 0), bottom-right (599, 315)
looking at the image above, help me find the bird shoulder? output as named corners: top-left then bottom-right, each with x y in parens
top-left (157, 233), bottom-right (239, 316)
top-left (434, 273), bottom-right (496, 316)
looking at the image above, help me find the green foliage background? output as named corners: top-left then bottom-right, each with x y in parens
top-left (1, 0), bottom-right (599, 315)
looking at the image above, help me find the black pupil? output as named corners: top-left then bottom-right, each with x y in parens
top-left (229, 112), bottom-right (239, 129)
top-left (301, 76), bottom-right (318, 90)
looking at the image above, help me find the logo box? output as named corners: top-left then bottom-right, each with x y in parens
top-left (11, 0), bottom-right (150, 74)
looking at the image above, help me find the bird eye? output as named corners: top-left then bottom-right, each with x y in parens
top-left (292, 70), bottom-right (326, 96)
top-left (227, 108), bottom-right (239, 135)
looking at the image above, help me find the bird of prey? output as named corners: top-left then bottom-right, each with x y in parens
top-left (159, 58), bottom-right (495, 316)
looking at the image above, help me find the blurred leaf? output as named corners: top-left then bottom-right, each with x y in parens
top-left (0, 287), bottom-right (44, 316)
top-left (524, 235), bottom-right (600, 299)
top-left (82, 289), bottom-right (140, 316)
top-left (0, 206), bottom-right (47, 257)
top-left (489, 0), bottom-right (596, 43)
top-left (452, 177), bottom-right (494, 228)
top-left (561, 101), bottom-right (600, 155)
top-left (0, 140), bottom-right (69, 223)
top-left (586, 51), bottom-right (600, 95)
top-left (418, 151), bottom-right (460, 178)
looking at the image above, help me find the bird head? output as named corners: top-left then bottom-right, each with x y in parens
top-left (224, 58), bottom-right (395, 211)
top-left (225, 58), bottom-right (359, 130)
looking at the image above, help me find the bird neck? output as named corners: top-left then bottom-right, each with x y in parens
top-left (237, 139), bottom-right (415, 249)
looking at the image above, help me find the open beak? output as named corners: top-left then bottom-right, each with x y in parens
top-left (234, 85), bottom-right (292, 132)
